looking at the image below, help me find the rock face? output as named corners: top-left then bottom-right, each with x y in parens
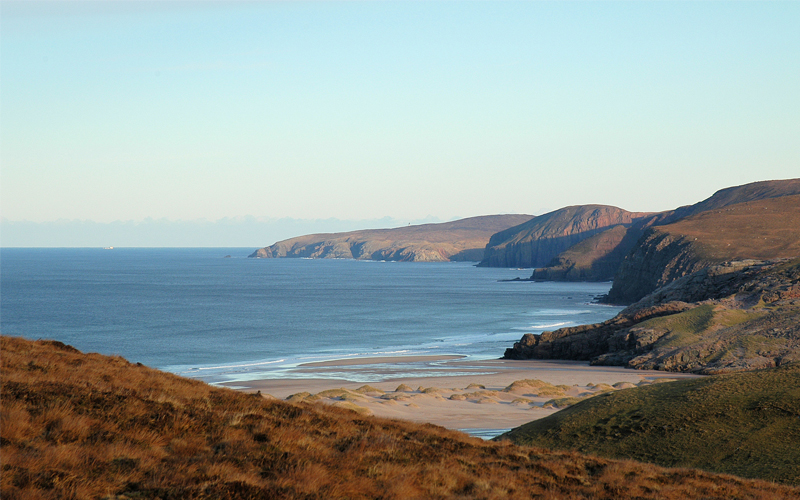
top-left (248, 214), bottom-right (533, 262)
top-left (478, 205), bottom-right (652, 268)
top-left (504, 258), bottom-right (800, 374)
top-left (530, 225), bottom-right (643, 281)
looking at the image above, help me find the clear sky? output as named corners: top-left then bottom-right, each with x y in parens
top-left (2, 1), bottom-right (798, 227)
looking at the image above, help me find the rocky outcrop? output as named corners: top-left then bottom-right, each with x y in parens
top-left (249, 214), bottom-right (533, 262)
top-left (504, 258), bottom-right (800, 374)
top-left (478, 205), bottom-right (652, 268)
top-left (504, 301), bottom-right (694, 361)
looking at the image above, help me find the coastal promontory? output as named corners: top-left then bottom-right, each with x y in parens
top-left (526, 178), bottom-right (800, 283)
top-left (248, 214), bottom-right (533, 262)
top-left (477, 205), bottom-right (653, 269)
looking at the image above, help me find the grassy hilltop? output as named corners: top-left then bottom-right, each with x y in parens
top-left (499, 363), bottom-right (800, 485)
top-left (3, 335), bottom-right (798, 499)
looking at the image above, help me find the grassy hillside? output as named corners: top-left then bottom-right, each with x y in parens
top-left (498, 363), bottom-right (800, 485)
top-left (249, 214), bottom-right (533, 262)
top-left (3, 336), bottom-right (798, 499)
top-left (675, 178), bottom-right (800, 220)
top-left (659, 194), bottom-right (800, 262)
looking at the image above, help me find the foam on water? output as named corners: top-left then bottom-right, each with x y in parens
top-left (1, 249), bottom-right (624, 383)
top-left (512, 321), bottom-right (572, 330)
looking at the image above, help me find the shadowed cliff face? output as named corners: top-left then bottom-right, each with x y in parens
top-left (478, 205), bottom-right (652, 268)
top-left (606, 194), bottom-right (800, 304)
top-left (503, 185), bottom-right (800, 374)
top-left (249, 214), bottom-right (533, 262)
top-left (530, 225), bottom-right (644, 282)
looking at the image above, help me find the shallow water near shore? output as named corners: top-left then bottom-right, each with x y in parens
top-left (1, 248), bottom-right (623, 384)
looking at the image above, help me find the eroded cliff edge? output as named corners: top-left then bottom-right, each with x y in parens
top-left (504, 191), bottom-right (800, 373)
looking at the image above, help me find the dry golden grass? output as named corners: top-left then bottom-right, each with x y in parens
top-left (661, 194), bottom-right (800, 261)
top-left (3, 335), bottom-right (799, 499)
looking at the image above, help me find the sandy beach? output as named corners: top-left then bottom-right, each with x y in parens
top-left (224, 355), bottom-right (700, 435)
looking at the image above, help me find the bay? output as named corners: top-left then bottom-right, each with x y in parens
top-left (0, 248), bottom-right (623, 383)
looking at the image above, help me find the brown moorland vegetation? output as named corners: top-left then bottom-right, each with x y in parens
top-left (658, 194), bottom-right (800, 263)
top-left (3, 336), bottom-right (799, 500)
top-left (528, 178), bottom-right (800, 285)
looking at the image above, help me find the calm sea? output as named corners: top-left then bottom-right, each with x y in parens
top-left (1, 248), bottom-right (622, 384)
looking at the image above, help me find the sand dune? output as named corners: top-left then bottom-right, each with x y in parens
top-left (226, 356), bottom-right (698, 432)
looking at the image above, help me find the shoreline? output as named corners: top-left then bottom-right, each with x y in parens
top-left (298, 354), bottom-right (466, 368)
top-left (223, 355), bottom-right (700, 436)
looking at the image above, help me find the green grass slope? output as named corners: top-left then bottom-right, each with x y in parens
top-left (498, 363), bottom-right (800, 485)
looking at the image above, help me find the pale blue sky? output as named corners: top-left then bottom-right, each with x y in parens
top-left (2, 1), bottom-right (799, 227)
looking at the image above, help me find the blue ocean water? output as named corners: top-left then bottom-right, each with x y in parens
top-left (1, 248), bottom-right (623, 383)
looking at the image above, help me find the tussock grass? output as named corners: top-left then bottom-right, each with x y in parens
top-left (3, 335), bottom-right (798, 499)
top-left (306, 389), bottom-right (366, 402)
top-left (285, 391), bottom-right (311, 402)
top-left (511, 397), bottom-right (534, 405)
top-left (504, 378), bottom-right (552, 391)
top-left (420, 386), bottom-right (442, 394)
top-left (503, 379), bottom-right (570, 396)
top-left (354, 385), bottom-right (384, 394)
